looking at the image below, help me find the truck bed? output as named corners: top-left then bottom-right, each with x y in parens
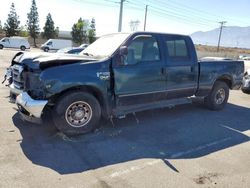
top-left (197, 60), bottom-right (244, 96)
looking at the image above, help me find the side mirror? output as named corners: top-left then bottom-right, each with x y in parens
top-left (119, 46), bottom-right (128, 56)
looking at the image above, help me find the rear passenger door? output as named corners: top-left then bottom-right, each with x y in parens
top-left (163, 36), bottom-right (198, 98)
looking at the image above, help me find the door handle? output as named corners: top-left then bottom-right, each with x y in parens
top-left (161, 67), bottom-right (166, 75)
top-left (190, 66), bottom-right (194, 72)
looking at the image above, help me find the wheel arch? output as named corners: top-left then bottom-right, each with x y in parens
top-left (49, 85), bottom-right (111, 118)
top-left (214, 74), bottom-right (233, 89)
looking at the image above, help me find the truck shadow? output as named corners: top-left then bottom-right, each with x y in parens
top-left (12, 103), bottom-right (250, 175)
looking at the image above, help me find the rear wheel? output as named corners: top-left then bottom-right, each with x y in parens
top-left (52, 92), bottom-right (101, 135)
top-left (0, 45), bottom-right (3, 49)
top-left (204, 81), bottom-right (229, 110)
top-left (20, 46), bottom-right (26, 51)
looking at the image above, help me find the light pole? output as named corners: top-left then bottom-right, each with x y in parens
top-left (118, 0), bottom-right (125, 32)
top-left (144, 5), bottom-right (148, 31)
top-left (217, 21), bottom-right (227, 52)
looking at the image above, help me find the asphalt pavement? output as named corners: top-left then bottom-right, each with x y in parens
top-left (0, 49), bottom-right (249, 188)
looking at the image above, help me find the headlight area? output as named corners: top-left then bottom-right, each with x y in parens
top-left (244, 74), bottom-right (250, 80)
top-left (23, 72), bottom-right (47, 100)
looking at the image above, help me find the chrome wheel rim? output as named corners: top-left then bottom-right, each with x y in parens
top-left (65, 101), bottom-right (92, 128)
top-left (215, 88), bottom-right (225, 105)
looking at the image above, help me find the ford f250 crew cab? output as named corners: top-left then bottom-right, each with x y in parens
top-left (6, 32), bottom-right (244, 135)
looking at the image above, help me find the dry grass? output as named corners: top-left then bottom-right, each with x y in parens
top-left (195, 44), bottom-right (250, 59)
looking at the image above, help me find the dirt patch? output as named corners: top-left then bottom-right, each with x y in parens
top-left (193, 172), bottom-right (220, 185)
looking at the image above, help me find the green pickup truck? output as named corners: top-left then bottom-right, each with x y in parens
top-left (7, 32), bottom-right (244, 135)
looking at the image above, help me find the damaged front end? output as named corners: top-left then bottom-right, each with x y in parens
top-left (3, 52), bottom-right (49, 122)
top-left (14, 68), bottom-right (49, 123)
top-left (2, 67), bottom-right (12, 86)
top-left (2, 52), bottom-right (25, 102)
top-left (4, 51), bottom-right (98, 123)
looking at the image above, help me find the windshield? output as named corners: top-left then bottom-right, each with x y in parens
top-left (46, 41), bottom-right (52, 45)
top-left (80, 33), bottom-right (130, 58)
top-left (0, 38), bottom-right (6, 42)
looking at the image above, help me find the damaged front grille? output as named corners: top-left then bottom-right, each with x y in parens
top-left (9, 64), bottom-right (45, 100)
top-left (12, 64), bottom-right (24, 90)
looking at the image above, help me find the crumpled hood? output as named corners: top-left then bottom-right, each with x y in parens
top-left (12, 52), bottom-right (97, 70)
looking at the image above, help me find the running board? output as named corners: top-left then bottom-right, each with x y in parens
top-left (113, 97), bottom-right (192, 117)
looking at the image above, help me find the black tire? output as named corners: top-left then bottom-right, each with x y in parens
top-left (44, 47), bottom-right (49, 52)
top-left (204, 81), bottom-right (229, 111)
top-left (52, 91), bottom-right (101, 135)
top-left (20, 46), bottom-right (26, 51)
top-left (242, 88), bottom-right (250, 94)
top-left (0, 45), bottom-right (3, 49)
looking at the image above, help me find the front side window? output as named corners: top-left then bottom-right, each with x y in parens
top-left (165, 39), bottom-right (190, 60)
top-left (124, 36), bottom-right (160, 65)
top-left (47, 41), bottom-right (52, 45)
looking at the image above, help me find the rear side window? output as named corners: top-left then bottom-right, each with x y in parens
top-left (165, 39), bottom-right (190, 60)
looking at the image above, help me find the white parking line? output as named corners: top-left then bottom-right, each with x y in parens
top-left (242, 130), bottom-right (250, 137)
top-left (170, 137), bottom-right (232, 158)
top-left (221, 124), bottom-right (250, 137)
top-left (109, 160), bottom-right (161, 178)
top-left (106, 136), bottom-right (233, 179)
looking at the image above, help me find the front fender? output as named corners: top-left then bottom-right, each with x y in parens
top-left (39, 61), bottom-right (111, 99)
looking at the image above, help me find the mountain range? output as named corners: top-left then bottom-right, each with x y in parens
top-left (190, 26), bottom-right (250, 49)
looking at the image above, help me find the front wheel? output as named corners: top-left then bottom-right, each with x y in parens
top-left (44, 47), bottom-right (49, 52)
top-left (0, 45), bottom-right (3, 49)
top-left (52, 92), bottom-right (101, 135)
top-left (242, 88), bottom-right (250, 94)
top-left (204, 81), bottom-right (229, 111)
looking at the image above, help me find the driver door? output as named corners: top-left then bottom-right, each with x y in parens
top-left (113, 34), bottom-right (167, 106)
top-left (5, 38), bottom-right (10, 48)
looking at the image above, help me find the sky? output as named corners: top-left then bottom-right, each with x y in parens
top-left (0, 0), bottom-right (249, 36)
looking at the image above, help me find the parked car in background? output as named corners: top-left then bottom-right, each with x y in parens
top-left (0, 37), bottom-right (30, 51)
top-left (242, 56), bottom-right (250, 61)
top-left (79, 44), bottom-right (89, 48)
top-left (200, 57), bottom-right (233, 61)
top-left (57, 47), bottom-right (85, 54)
top-left (41, 39), bottom-right (72, 52)
top-left (242, 69), bottom-right (250, 93)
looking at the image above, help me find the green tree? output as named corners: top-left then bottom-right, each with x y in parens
top-left (71, 18), bottom-right (87, 44)
top-left (4, 3), bottom-right (20, 37)
top-left (19, 26), bottom-right (29, 37)
top-left (0, 20), bottom-right (4, 35)
top-left (42, 13), bottom-right (57, 39)
top-left (88, 18), bottom-right (96, 44)
top-left (27, 0), bottom-right (40, 47)
top-left (55, 27), bottom-right (59, 38)
top-left (0, 20), bottom-right (3, 32)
